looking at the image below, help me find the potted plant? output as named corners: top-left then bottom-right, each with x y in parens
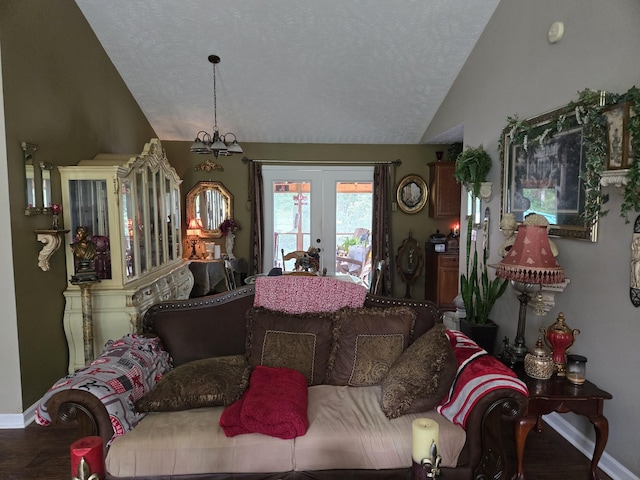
top-left (453, 144), bottom-right (493, 198)
top-left (459, 217), bottom-right (509, 353)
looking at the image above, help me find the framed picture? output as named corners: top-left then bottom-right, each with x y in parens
top-left (627, 105), bottom-right (635, 167)
top-left (396, 174), bottom-right (428, 214)
top-left (603, 102), bottom-right (630, 170)
top-left (501, 106), bottom-right (597, 242)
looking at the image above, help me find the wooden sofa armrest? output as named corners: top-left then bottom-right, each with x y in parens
top-left (458, 388), bottom-right (528, 480)
top-left (35, 334), bottom-right (171, 447)
top-left (45, 389), bottom-right (115, 446)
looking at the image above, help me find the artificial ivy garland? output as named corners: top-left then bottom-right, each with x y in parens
top-left (500, 87), bottom-right (640, 225)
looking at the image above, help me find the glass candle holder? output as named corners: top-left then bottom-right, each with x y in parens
top-left (566, 354), bottom-right (587, 385)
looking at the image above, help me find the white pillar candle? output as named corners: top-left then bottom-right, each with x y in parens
top-left (214, 244), bottom-right (221, 259)
top-left (411, 418), bottom-right (439, 464)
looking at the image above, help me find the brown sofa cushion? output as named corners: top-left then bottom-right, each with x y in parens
top-left (135, 355), bottom-right (250, 412)
top-left (327, 306), bottom-right (416, 386)
top-left (246, 307), bottom-right (338, 385)
top-left (380, 324), bottom-right (457, 419)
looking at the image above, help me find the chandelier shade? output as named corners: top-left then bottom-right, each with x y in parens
top-left (496, 225), bottom-right (564, 284)
top-left (190, 55), bottom-right (243, 156)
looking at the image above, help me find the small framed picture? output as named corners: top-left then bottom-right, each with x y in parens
top-left (627, 105), bottom-right (635, 167)
top-left (396, 174), bottom-right (428, 214)
top-left (603, 102), bottom-right (630, 170)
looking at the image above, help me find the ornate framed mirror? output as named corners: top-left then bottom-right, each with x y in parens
top-left (186, 181), bottom-right (234, 239)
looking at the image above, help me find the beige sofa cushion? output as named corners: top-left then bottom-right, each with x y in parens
top-left (293, 385), bottom-right (465, 470)
top-left (327, 306), bottom-right (416, 386)
top-left (106, 407), bottom-right (295, 477)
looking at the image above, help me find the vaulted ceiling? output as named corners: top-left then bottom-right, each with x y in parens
top-left (76, 0), bottom-right (500, 145)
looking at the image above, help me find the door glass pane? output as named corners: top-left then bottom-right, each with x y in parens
top-left (335, 181), bottom-right (373, 286)
top-left (273, 181), bottom-right (310, 270)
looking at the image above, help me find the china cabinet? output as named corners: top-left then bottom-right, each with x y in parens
top-left (59, 139), bottom-right (193, 372)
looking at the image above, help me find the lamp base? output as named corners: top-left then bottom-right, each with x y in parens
top-left (502, 342), bottom-right (528, 366)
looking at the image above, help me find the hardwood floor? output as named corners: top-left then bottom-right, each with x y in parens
top-left (0, 419), bottom-right (613, 479)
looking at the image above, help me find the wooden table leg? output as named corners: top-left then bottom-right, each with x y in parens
top-left (512, 415), bottom-right (537, 480)
top-left (589, 414), bottom-right (609, 480)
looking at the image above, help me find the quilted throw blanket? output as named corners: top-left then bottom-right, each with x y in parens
top-left (220, 365), bottom-right (309, 439)
top-left (436, 330), bottom-right (528, 428)
top-left (35, 334), bottom-right (171, 444)
top-left (254, 275), bottom-right (367, 313)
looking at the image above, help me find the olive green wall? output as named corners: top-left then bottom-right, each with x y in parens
top-left (0, 0), bottom-right (156, 411)
top-left (164, 141), bottom-right (459, 299)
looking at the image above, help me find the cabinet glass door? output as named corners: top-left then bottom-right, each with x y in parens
top-left (68, 179), bottom-right (111, 279)
top-left (121, 178), bottom-right (136, 279)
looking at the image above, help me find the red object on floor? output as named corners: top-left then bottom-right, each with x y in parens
top-left (70, 435), bottom-right (105, 479)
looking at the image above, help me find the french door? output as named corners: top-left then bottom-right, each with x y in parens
top-left (262, 166), bottom-right (373, 278)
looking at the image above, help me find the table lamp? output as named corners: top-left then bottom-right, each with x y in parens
top-left (186, 218), bottom-right (204, 259)
top-left (495, 224), bottom-right (565, 365)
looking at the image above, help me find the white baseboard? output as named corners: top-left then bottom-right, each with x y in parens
top-left (0, 402), bottom-right (36, 429)
top-left (545, 412), bottom-right (639, 480)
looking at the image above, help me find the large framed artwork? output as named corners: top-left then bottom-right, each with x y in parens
top-left (501, 106), bottom-right (598, 242)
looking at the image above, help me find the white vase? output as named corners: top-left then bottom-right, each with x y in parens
top-left (225, 233), bottom-right (236, 259)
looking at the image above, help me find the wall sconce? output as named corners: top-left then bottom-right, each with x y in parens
top-left (187, 218), bottom-right (204, 259)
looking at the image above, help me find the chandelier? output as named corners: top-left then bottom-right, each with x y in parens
top-left (190, 55), bottom-right (243, 156)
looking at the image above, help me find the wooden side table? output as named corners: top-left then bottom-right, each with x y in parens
top-left (512, 366), bottom-right (612, 480)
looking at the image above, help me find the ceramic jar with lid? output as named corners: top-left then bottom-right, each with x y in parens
top-left (524, 337), bottom-right (554, 380)
top-left (566, 354), bottom-right (587, 385)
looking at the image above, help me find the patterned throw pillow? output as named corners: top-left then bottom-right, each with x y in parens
top-left (327, 306), bottom-right (416, 386)
top-left (380, 324), bottom-right (457, 419)
top-left (245, 307), bottom-right (339, 385)
top-left (135, 355), bottom-right (250, 412)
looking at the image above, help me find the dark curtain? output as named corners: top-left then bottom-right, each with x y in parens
top-left (371, 164), bottom-right (393, 296)
top-left (249, 161), bottom-right (264, 275)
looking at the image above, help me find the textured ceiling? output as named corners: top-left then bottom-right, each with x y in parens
top-left (75, 0), bottom-right (499, 145)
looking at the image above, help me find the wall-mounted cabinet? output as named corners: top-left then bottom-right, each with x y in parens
top-left (59, 139), bottom-right (193, 372)
top-left (428, 162), bottom-right (461, 218)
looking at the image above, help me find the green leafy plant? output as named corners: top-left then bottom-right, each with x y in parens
top-left (460, 217), bottom-right (509, 325)
top-left (453, 145), bottom-right (493, 198)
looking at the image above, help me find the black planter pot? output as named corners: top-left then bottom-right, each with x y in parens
top-left (459, 318), bottom-right (499, 354)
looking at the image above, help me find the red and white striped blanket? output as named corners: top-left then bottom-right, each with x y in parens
top-left (436, 330), bottom-right (528, 428)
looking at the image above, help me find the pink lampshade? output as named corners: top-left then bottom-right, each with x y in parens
top-left (496, 224), bottom-right (565, 284)
top-left (186, 218), bottom-right (204, 238)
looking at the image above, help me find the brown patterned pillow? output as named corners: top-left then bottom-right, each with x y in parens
top-left (135, 355), bottom-right (250, 412)
top-left (380, 324), bottom-right (457, 419)
top-left (327, 306), bottom-right (416, 386)
top-left (245, 307), bottom-right (338, 385)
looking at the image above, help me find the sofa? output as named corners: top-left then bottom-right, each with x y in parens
top-left (36, 276), bottom-right (528, 480)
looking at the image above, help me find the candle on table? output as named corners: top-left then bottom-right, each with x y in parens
top-left (70, 436), bottom-right (105, 479)
top-left (411, 417), bottom-right (439, 464)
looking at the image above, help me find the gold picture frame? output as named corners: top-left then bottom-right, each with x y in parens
top-left (396, 174), bottom-right (428, 214)
top-left (501, 106), bottom-right (597, 242)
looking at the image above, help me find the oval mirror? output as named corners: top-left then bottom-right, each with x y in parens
top-left (185, 181), bottom-right (234, 239)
